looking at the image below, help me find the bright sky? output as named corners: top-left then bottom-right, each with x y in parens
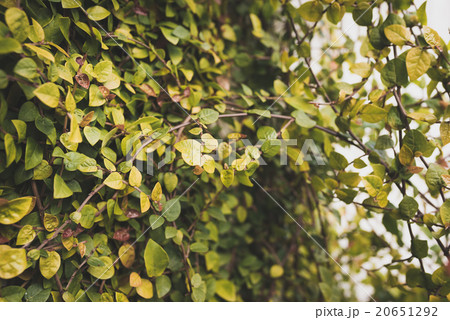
top-left (420, 0), bottom-right (450, 43)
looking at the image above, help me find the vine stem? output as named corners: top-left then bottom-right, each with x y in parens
top-left (36, 183), bottom-right (105, 250)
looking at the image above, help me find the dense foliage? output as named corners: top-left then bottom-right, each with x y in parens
top-left (0, 0), bottom-right (449, 302)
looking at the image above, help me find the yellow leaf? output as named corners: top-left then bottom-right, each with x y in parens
top-left (399, 144), bottom-right (414, 166)
top-left (65, 92), bottom-right (76, 112)
top-left (129, 166), bottom-right (142, 187)
top-left (440, 122), bottom-right (450, 146)
top-left (78, 242), bottom-right (86, 258)
top-left (0, 196), bottom-right (36, 225)
top-left (130, 272), bottom-right (142, 287)
top-left (87, 256), bottom-right (115, 279)
top-left (140, 192), bottom-right (150, 213)
top-left (43, 213), bottom-right (59, 232)
top-left (151, 182), bottom-right (162, 202)
top-left (68, 113), bottom-right (83, 144)
top-left (270, 265), bottom-right (284, 278)
top-left (202, 155), bottom-right (215, 174)
top-left (62, 236), bottom-right (74, 251)
top-left (39, 251), bottom-right (61, 279)
top-left (406, 47), bottom-right (431, 81)
top-left (16, 225), bottom-right (36, 245)
top-left (0, 245), bottom-right (27, 279)
top-left (220, 169), bottom-right (234, 188)
top-left (384, 24), bottom-right (411, 46)
top-left (24, 44), bottom-right (55, 63)
top-left (104, 172), bottom-right (126, 190)
top-left (136, 279), bottom-right (153, 299)
top-left (119, 244), bottom-right (135, 268)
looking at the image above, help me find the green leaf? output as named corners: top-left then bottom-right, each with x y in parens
top-left (89, 84), bottom-right (107, 107)
top-left (425, 164), bottom-right (446, 194)
top-left (375, 135), bottom-right (394, 150)
top-left (35, 115), bottom-right (56, 145)
top-left (406, 48), bottom-right (431, 81)
top-left (162, 199), bottom-right (181, 222)
top-left (4, 133), bottom-right (16, 167)
top-left (411, 239), bottom-right (428, 259)
top-left (86, 6), bottom-right (111, 21)
top-left (83, 126), bottom-right (101, 146)
top-left (155, 275), bottom-right (171, 298)
top-left (198, 108), bottom-right (219, 125)
top-left (87, 256), bottom-right (115, 279)
top-left (172, 25), bottom-right (190, 40)
top-left (28, 18), bottom-right (44, 43)
top-left (0, 38), bottom-right (22, 54)
top-left (168, 44), bottom-right (183, 65)
top-left (439, 199), bottom-right (450, 228)
top-left (144, 239), bottom-right (169, 277)
top-left (399, 196), bottom-right (418, 218)
top-left (0, 286), bottom-right (26, 301)
top-left (12, 119), bottom-right (26, 142)
top-left (0, 245), bottom-right (27, 279)
top-left (80, 205), bottom-right (96, 229)
top-left (25, 283), bottom-right (50, 302)
top-left (384, 24), bottom-right (411, 46)
top-left (326, 2), bottom-right (345, 24)
top-left (163, 173), bottom-right (178, 193)
top-left (5, 8), bottom-right (29, 42)
top-left (104, 172), bottom-right (125, 190)
top-left (25, 137), bottom-right (43, 170)
top-left (298, 1), bottom-right (323, 22)
top-left (87, 257), bottom-right (105, 267)
top-left (53, 174), bottom-right (73, 199)
top-left (417, 2), bottom-right (427, 25)
top-left (56, 65), bottom-right (73, 84)
top-left (0, 70), bottom-right (8, 89)
top-left (362, 175), bottom-right (383, 197)
top-left (403, 129), bottom-right (434, 157)
top-left (257, 126), bottom-right (277, 140)
top-left (190, 242), bottom-right (208, 253)
top-left (33, 83), bottom-right (60, 108)
top-left (192, 282), bottom-right (206, 302)
top-left (220, 169), bottom-right (234, 188)
top-left (149, 214), bottom-right (164, 230)
top-left (292, 110), bottom-right (316, 128)
top-left (352, 2), bottom-right (373, 26)
top-left (14, 58), bottom-right (38, 79)
top-left (93, 61), bottom-right (113, 83)
top-left (360, 104), bottom-right (388, 123)
top-left (329, 151), bottom-right (348, 170)
top-left (39, 251), bottom-right (61, 279)
top-left (215, 279), bottom-right (236, 302)
top-left (0, 197), bottom-right (36, 225)
top-left (381, 57), bottom-right (408, 87)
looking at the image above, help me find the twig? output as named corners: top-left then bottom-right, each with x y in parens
top-left (65, 246), bottom-right (98, 291)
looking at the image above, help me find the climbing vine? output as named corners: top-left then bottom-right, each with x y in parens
top-left (0, 0), bottom-right (449, 302)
